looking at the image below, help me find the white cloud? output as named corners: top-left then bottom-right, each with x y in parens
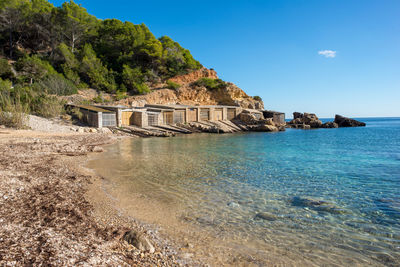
top-left (318, 50), bottom-right (336, 58)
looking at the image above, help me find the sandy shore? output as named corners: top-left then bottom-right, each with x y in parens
top-left (0, 129), bottom-right (198, 266)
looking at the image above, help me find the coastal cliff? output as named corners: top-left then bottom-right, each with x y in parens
top-left (116, 68), bottom-right (264, 110)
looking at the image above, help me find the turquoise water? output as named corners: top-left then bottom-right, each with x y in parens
top-left (91, 117), bottom-right (400, 266)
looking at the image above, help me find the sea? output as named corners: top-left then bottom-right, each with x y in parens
top-left (88, 117), bottom-right (400, 266)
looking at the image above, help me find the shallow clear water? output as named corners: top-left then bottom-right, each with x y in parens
top-left (90, 117), bottom-right (400, 266)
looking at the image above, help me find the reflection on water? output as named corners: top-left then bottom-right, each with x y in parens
top-left (89, 118), bottom-right (400, 266)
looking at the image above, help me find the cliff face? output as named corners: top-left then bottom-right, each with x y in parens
top-left (118, 68), bottom-right (264, 109)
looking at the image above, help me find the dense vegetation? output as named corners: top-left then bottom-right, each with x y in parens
top-left (0, 0), bottom-right (202, 126)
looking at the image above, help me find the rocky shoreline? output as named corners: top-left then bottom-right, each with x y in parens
top-left (0, 130), bottom-right (201, 266)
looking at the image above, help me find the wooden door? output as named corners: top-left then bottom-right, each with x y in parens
top-left (188, 108), bottom-right (197, 122)
top-left (173, 110), bottom-right (185, 124)
top-left (163, 111), bottom-right (173, 125)
top-left (148, 113), bottom-right (158, 126)
top-left (200, 109), bottom-right (210, 121)
top-left (121, 111), bottom-right (133, 126)
top-left (214, 108), bottom-right (223, 121)
top-left (227, 109), bottom-right (236, 120)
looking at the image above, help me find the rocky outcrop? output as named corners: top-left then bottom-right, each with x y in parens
top-left (334, 115), bottom-right (366, 127)
top-left (117, 68), bottom-right (264, 110)
top-left (287, 112), bottom-right (322, 129)
top-left (235, 111), bottom-right (285, 132)
top-left (288, 113), bottom-right (366, 129)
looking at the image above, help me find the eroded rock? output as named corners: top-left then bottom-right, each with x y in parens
top-left (334, 115), bottom-right (366, 127)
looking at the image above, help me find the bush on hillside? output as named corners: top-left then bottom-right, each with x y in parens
top-left (30, 94), bottom-right (65, 118)
top-left (15, 55), bottom-right (57, 84)
top-left (166, 80), bottom-right (181, 90)
top-left (193, 78), bottom-right (227, 91)
top-left (35, 73), bottom-right (78, 96)
top-left (253, 96), bottom-right (262, 101)
top-left (121, 65), bottom-right (150, 94)
top-left (0, 58), bottom-right (14, 79)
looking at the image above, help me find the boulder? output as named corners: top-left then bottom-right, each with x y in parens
top-left (322, 122), bottom-right (338, 128)
top-left (123, 230), bottom-right (155, 253)
top-left (334, 115), bottom-right (366, 127)
top-left (293, 112), bottom-right (303, 119)
top-left (288, 112), bottom-right (322, 128)
top-left (238, 112), bottom-right (258, 124)
top-left (251, 124), bottom-right (279, 132)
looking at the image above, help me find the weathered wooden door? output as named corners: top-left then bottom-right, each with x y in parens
top-left (200, 109), bottom-right (210, 121)
top-left (214, 108), bottom-right (223, 121)
top-left (163, 111), bottom-right (173, 125)
top-left (148, 113), bottom-right (159, 126)
top-left (102, 113), bottom-right (116, 127)
top-left (173, 110), bottom-right (185, 124)
top-left (121, 111), bottom-right (133, 126)
top-left (187, 108), bottom-right (197, 122)
top-left (227, 109), bottom-right (236, 120)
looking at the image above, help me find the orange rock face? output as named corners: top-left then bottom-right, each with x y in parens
top-left (168, 68), bottom-right (218, 85)
top-left (116, 68), bottom-right (264, 110)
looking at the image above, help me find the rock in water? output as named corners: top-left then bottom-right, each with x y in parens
top-left (227, 201), bottom-right (240, 208)
top-left (254, 212), bottom-right (277, 221)
top-left (334, 115), bottom-right (366, 127)
top-left (123, 230), bottom-right (155, 253)
top-left (290, 196), bottom-right (348, 214)
top-left (288, 112), bottom-right (323, 128)
top-left (322, 122), bottom-right (339, 128)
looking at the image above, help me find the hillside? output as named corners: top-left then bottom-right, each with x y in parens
top-left (0, 0), bottom-right (262, 128)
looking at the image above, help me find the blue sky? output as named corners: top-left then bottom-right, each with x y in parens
top-left (50, 0), bottom-right (400, 118)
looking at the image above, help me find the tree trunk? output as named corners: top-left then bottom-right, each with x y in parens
top-left (9, 22), bottom-right (13, 58)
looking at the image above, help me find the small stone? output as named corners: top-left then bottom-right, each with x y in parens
top-left (254, 212), bottom-right (277, 221)
top-left (91, 146), bottom-right (104, 153)
top-left (227, 201), bottom-right (240, 208)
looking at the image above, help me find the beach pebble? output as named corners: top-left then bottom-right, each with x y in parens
top-left (254, 212), bottom-right (277, 221)
top-left (123, 230), bottom-right (155, 253)
top-left (227, 201), bottom-right (240, 208)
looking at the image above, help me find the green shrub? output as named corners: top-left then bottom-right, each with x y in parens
top-left (79, 44), bottom-right (117, 93)
top-left (121, 64), bottom-right (150, 94)
top-left (70, 107), bottom-right (83, 120)
top-left (253, 96), bottom-right (262, 101)
top-left (193, 78), bottom-right (227, 91)
top-left (115, 90), bottom-right (127, 101)
top-left (166, 80), bottom-right (181, 90)
top-left (35, 74), bottom-right (78, 96)
top-left (30, 94), bottom-right (65, 118)
top-left (0, 84), bottom-right (29, 129)
top-left (0, 58), bottom-right (14, 80)
top-left (15, 55), bottom-right (57, 84)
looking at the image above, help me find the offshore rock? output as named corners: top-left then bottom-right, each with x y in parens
top-left (334, 115), bottom-right (366, 127)
top-left (288, 112), bottom-right (323, 128)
